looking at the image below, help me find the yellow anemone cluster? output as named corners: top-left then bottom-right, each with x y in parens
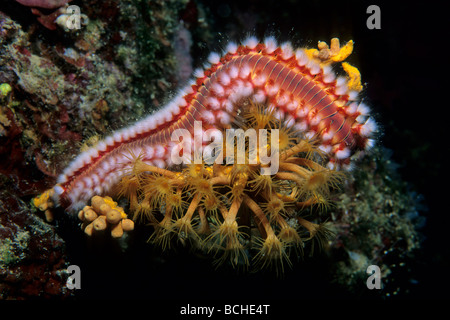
top-left (115, 100), bottom-right (345, 272)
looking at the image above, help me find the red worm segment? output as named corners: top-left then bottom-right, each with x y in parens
top-left (53, 37), bottom-right (376, 210)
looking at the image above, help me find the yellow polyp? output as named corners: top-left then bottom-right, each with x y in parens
top-left (309, 38), bottom-right (361, 90)
top-left (102, 195), bottom-right (127, 218)
top-left (342, 62), bottom-right (363, 92)
top-left (32, 188), bottom-right (56, 222)
top-left (32, 188), bottom-right (54, 211)
top-left (330, 40), bottom-right (354, 63)
top-left (306, 38), bottom-right (355, 66)
top-left (304, 48), bottom-right (318, 61)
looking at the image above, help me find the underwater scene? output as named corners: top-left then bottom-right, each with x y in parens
top-left (0, 0), bottom-right (447, 304)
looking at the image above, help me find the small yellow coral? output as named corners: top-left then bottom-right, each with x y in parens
top-left (0, 83), bottom-right (12, 98)
top-left (342, 62), bottom-right (363, 92)
top-left (306, 38), bottom-right (354, 65)
top-left (305, 38), bottom-right (363, 92)
top-left (32, 188), bottom-right (55, 222)
top-left (79, 195), bottom-right (134, 238)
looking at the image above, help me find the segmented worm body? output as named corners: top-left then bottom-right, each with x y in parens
top-left (54, 37), bottom-right (376, 209)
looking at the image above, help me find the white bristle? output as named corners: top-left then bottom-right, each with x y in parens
top-left (54, 184), bottom-right (64, 195)
top-left (56, 174), bottom-right (67, 184)
top-left (176, 94), bottom-right (188, 107)
top-left (296, 106), bottom-right (308, 118)
top-left (144, 146), bottom-right (154, 158)
top-left (229, 91), bottom-right (241, 104)
top-left (305, 131), bottom-right (316, 140)
top-left (357, 102), bottom-right (370, 116)
top-left (101, 160), bottom-right (111, 172)
top-left (365, 138), bottom-right (376, 150)
top-left (239, 64), bottom-right (251, 79)
top-left (286, 100), bottom-right (299, 111)
top-left (276, 93), bottom-right (289, 106)
top-left (105, 136), bottom-right (114, 146)
top-left (80, 152), bottom-right (92, 166)
top-left (113, 131), bottom-right (123, 143)
top-left (219, 112), bottom-right (231, 125)
top-left (169, 103), bottom-right (180, 116)
top-left (83, 177), bottom-right (93, 189)
top-left (90, 176), bottom-right (102, 192)
top-left (219, 72), bottom-right (231, 85)
top-left (309, 114), bottom-right (321, 126)
top-left (321, 129), bottom-right (334, 141)
top-left (284, 115), bottom-right (295, 127)
top-left (318, 144), bottom-right (332, 154)
top-left (252, 74), bottom-right (267, 87)
top-left (155, 114), bottom-right (165, 126)
top-left (202, 62), bottom-right (211, 71)
top-left (225, 41), bottom-right (238, 54)
top-left (193, 68), bottom-right (205, 78)
top-left (154, 145), bottom-right (165, 158)
top-left (326, 161), bottom-right (337, 170)
top-left (208, 97), bottom-right (220, 110)
top-left (253, 89), bottom-right (267, 104)
top-left (221, 100), bottom-right (232, 113)
top-left (93, 185), bottom-right (103, 195)
top-left (335, 85), bottom-right (348, 96)
top-left (264, 36), bottom-right (277, 54)
top-left (228, 80), bottom-right (244, 102)
top-left (266, 84), bottom-right (279, 97)
top-left (323, 72), bottom-right (336, 84)
top-left (348, 90), bottom-right (358, 101)
top-left (144, 117), bottom-right (157, 130)
top-left (346, 102), bottom-right (358, 115)
top-left (293, 122), bottom-right (307, 133)
top-left (274, 110), bottom-right (285, 121)
top-left (280, 42), bottom-right (294, 60)
top-left (241, 81), bottom-right (254, 97)
top-left (335, 147), bottom-right (350, 160)
top-left (295, 49), bottom-right (308, 66)
top-left (322, 64), bottom-right (332, 75)
top-left (124, 128), bottom-right (134, 141)
top-left (307, 61), bottom-right (321, 75)
top-left (202, 110), bottom-right (215, 124)
top-left (96, 141), bottom-right (107, 152)
top-left (88, 148), bottom-right (99, 159)
top-left (336, 76), bottom-right (347, 87)
top-left (154, 159), bottom-right (166, 168)
top-left (184, 83), bottom-right (195, 94)
top-left (243, 36), bottom-right (258, 49)
top-left (211, 83), bottom-right (225, 96)
top-left (229, 66), bottom-right (239, 79)
top-left (356, 115), bottom-right (366, 123)
top-left (360, 117), bottom-right (377, 136)
top-left (134, 122), bottom-right (145, 135)
top-left (207, 52), bottom-right (221, 65)
top-left (163, 110), bottom-right (173, 122)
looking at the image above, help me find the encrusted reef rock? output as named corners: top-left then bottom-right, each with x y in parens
top-left (1, 0), bottom-right (195, 299)
top-left (328, 146), bottom-right (424, 297)
top-left (0, 188), bottom-right (72, 299)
